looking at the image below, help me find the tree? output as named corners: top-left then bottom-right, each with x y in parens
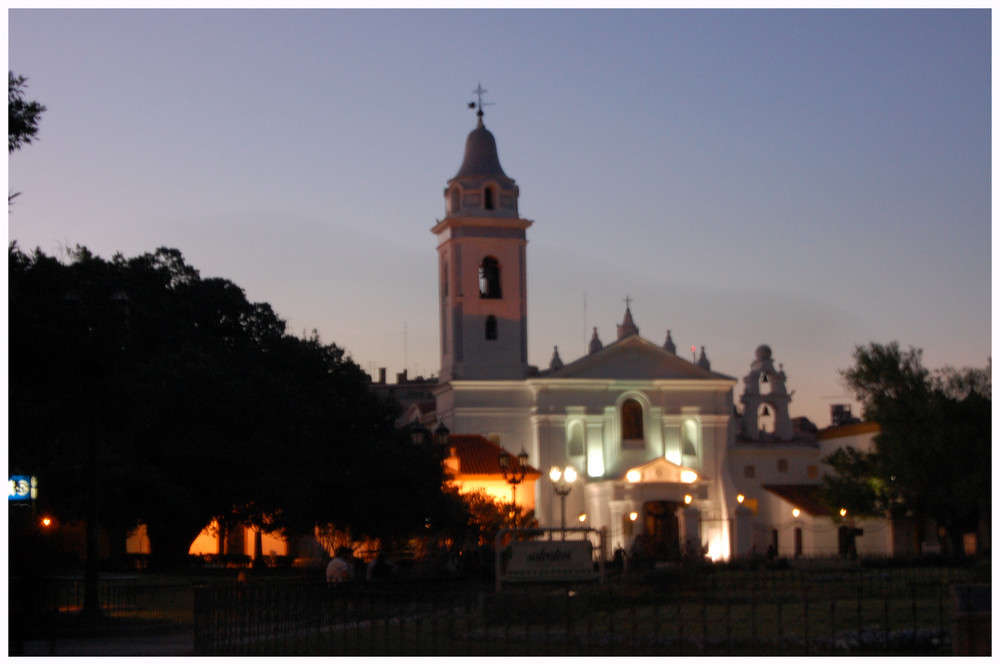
top-left (458, 490), bottom-right (538, 547)
top-left (9, 243), bottom-right (455, 567)
top-left (823, 342), bottom-right (990, 554)
top-left (9, 71), bottom-right (46, 205)
top-left (9, 71), bottom-right (46, 152)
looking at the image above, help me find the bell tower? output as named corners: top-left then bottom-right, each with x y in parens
top-left (433, 87), bottom-right (532, 381)
top-left (739, 345), bottom-right (794, 440)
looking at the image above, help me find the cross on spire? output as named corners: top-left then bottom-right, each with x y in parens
top-left (624, 295), bottom-right (633, 310)
top-left (468, 82), bottom-right (494, 118)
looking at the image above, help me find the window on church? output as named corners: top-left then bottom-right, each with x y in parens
top-left (479, 257), bottom-right (502, 298)
top-left (777, 458), bottom-right (788, 473)
top-left (450, 187), bottom-right (460, 214)
top-left (484, 186), bottom-right (494, 210)
top-left (485, 315), bottom-right (497, 340)
top-left (621, 399), bottom-right (643, 443)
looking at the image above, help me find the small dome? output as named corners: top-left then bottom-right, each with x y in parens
top-left (454, 117), bottom-right (509, 179)
top-left (755, 345), bottom-right (772, 361)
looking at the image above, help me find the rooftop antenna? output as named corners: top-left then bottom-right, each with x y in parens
top-left (468, 82), bottom-right (494, 119)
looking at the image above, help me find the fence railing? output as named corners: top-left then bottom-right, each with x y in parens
top-left (9, 576), bottom-right (194, 645)
top-left (192, 564), bottom-right (989, 655)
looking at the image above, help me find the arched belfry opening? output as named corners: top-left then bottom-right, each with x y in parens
top-left (479, 256), bottom-right (502, 299)
top-left (757, 402), bottom-right (775, 434)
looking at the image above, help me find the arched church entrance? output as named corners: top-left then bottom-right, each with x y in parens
top-left (643, 501), bottom-right (680, 560)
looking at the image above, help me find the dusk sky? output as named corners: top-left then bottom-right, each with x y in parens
top-left (8, 9), bottom-right (992, 428)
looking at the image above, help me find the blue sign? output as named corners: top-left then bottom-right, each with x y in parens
top-left (8, 475), bottom-right (37, 502)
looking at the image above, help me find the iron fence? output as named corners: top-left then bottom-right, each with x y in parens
top-left (9, 576), bottom-right (193, 646)
top-left (191, 563), bottom-right (989, 655)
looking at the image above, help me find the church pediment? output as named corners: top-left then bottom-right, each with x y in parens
top-left (624, 457), bottom-right (705, 484)
top-left (544, 336), bottom-right (732, 381)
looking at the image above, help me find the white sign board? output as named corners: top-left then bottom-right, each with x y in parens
top-left (504, 540), bottom-right (595, 582)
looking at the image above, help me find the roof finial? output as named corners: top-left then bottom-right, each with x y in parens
top-left (468, 82), bottom-right (494, 124)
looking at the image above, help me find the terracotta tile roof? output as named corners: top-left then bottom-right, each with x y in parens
top-left (761, 484), bottom-right (831, 518)
top-left (817, 421), bottom-right (881, 440)
top-left (447, 434), bottom-right (541, 478)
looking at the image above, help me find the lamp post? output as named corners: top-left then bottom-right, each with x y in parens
top-left (498, 448), bottom-right (529, 510)
top-left (549, 465), bottom-right (577, 538)
top-left (409, 420), bottom-right (450, 449)
top-left (792, 507), bottom-right (802, 558)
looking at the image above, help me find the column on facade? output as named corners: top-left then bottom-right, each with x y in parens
top-left (661, 415), bottom-right (683, 466)
top-left (647, 405), bottom-right (665, 458)
top-left (531, 411), bottom-right (558, 529)
top-left (586, 419), bottom-right (606, 478)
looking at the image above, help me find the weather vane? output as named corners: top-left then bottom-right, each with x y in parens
top-left (468, 82), bottom-right (494, 117)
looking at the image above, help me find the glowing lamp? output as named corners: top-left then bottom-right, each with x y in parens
top-left (41, 516), bottom-right (52, 527)
top-left (839, 508), bottom-right (847, 517)
top-left (578, 513), bottom-right (587, 523)
top-left (626, 469), bottom-right (641, 483)
top-left (792, 508), bottom-right (800, 519)
top-left (550, 465), bottom-right (578, 536)
top-left (680, 470), bottom-right (698, 484)
top-left (684, 494), bottom-right (692, 505)
top-left (629, 511), bottom-right (638, 522)
top-left (736, 494), bottom-right (745, 504)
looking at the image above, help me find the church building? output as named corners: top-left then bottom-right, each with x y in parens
top-left (425, 94), bottom-right (894, 561)
top-left (429, 98), bottom-right (742, 560)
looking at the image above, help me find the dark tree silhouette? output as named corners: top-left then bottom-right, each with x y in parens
top-left (9, 244), bottom-right (455, 567)
top-left (9, 71), bottom-right (45, 153)
top-left (822, 342), bottom-right (990, 555)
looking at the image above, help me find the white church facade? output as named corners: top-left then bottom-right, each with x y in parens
top-left (424, 100), bottom-right (892, 562)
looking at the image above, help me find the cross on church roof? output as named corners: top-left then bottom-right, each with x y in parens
top-left (624, 295), bottom-right (633, 310)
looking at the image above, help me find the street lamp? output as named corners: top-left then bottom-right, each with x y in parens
top-left (549, 465), bottom-right (577, 537)
top-left (498, 447), bottom-right (529, 510)
top-left (410, 421), bottom-right (450, 448)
